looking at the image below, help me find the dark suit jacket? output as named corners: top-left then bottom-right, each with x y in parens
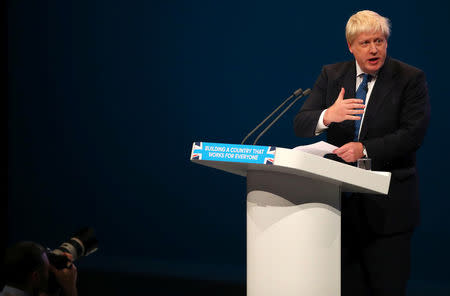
top-left (294, 57), bottom-right (430, 234)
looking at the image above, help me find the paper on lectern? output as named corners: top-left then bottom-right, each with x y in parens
top-left (293, 141), bottom-right (338, 157)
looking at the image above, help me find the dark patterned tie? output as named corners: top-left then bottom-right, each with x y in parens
top-left (354, 74), bottom-right (371, 141)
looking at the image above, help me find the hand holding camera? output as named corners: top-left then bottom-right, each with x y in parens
top-left (46, 253), bottom-right (78, 296)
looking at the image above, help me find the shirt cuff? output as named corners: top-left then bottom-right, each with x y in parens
top-left (315, 109), bottom-right (329, 135)
top-left (363, 145), bottom-right (368, 158)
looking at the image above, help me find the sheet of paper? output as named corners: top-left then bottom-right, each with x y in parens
top-left (293, 141), bottom-right (338, 157)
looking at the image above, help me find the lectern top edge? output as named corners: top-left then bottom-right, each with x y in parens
top-left (191, 141), bottom-right (391, 195)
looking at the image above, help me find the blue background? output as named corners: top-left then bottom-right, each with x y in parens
top-left (7, 0), bottom-right (450, 291)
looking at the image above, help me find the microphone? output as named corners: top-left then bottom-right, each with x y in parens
top-left (241, 87), bottom-right (303, 145)
top-left (252, 88), bottom-right (311, 145)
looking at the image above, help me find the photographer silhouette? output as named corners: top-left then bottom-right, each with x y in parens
top-left (0, 241), bottom-right (77, 296)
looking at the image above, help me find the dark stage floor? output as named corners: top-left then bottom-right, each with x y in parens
top-left (77, 271), bottom-right (246, 296)
top-left (76, 270), bottom-right (450, 296)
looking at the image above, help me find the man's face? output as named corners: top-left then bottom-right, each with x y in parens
top-left (31, 253), bottom-right (50, 293)
top-left (348, 31), bottom-right (387, 75)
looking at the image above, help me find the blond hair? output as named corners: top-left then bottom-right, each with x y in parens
top-left (345, 10), bottom-right (391, 44)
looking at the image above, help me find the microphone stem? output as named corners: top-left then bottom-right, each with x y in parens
top-left (241, 88), bottom-right (302, 145)
top-left (253, 89), bottom-right (311, 145)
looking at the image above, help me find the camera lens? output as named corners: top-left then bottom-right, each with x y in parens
top-left (48, 227), bottom-right (98, 268)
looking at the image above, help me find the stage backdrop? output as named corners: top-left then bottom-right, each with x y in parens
top-left (7, 0), bottom-right (449, 288)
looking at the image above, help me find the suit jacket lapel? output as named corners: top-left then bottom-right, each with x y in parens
top-left (341, 61), bottom-right (356, 131)
top-left (359, 57), bottom-right (397, 140)
top-left (343, 62), bottom-right (356, 99)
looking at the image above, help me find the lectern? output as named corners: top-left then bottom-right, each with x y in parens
top-left (191, 142), bottom-right (391, 296)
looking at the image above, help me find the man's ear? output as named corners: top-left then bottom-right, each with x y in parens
top-left (31, 270), bottom-right (40, 284)
top-left (347, 42), bottom-right (353, 54)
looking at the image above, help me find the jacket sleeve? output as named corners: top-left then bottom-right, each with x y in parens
top-left (361, 70), bottom-right (430, 163)
top-left (293, 67), bottom-right (329, 138)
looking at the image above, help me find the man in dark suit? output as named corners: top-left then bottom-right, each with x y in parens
top-left (294, 10), bottom-right (430, 296)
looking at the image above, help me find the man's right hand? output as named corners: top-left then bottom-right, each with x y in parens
top-left (323, 88), bottom-right (365, 126)
top-left (48, 253), bottom-right (78, 296)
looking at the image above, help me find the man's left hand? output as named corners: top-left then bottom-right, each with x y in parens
top-left (46, 253), bottom-right (78, 296)
top-left (333, 142), bottom-right (364, 163)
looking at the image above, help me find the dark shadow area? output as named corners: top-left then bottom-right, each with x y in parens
top-left (1, 0), bottom-right (8, 288)
top-left (77, 271), bottom-right (245, 296)
top-left (76, 270), bottom-right (449, 296)
top-left (407, 280), bottom-right (450, 296)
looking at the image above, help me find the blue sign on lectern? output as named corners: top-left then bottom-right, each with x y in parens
top-left (191, 142), bottom-right (276, 165)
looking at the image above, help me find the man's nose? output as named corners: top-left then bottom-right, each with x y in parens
top-left (369, 42), bottom-right (378, 53)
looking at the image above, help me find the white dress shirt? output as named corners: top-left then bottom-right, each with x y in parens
top-left (0, 285), bottom-right (31, 296)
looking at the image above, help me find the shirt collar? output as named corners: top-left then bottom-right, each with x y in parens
top-left (1, 285), bottom-right (31, 296)
top-left (355, 61), bottom-right (378, 79)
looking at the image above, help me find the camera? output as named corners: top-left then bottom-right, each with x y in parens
top-left (46, 227), bottom-right (98, 292)
top-left (47, 227), bottom-right (98, 269)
